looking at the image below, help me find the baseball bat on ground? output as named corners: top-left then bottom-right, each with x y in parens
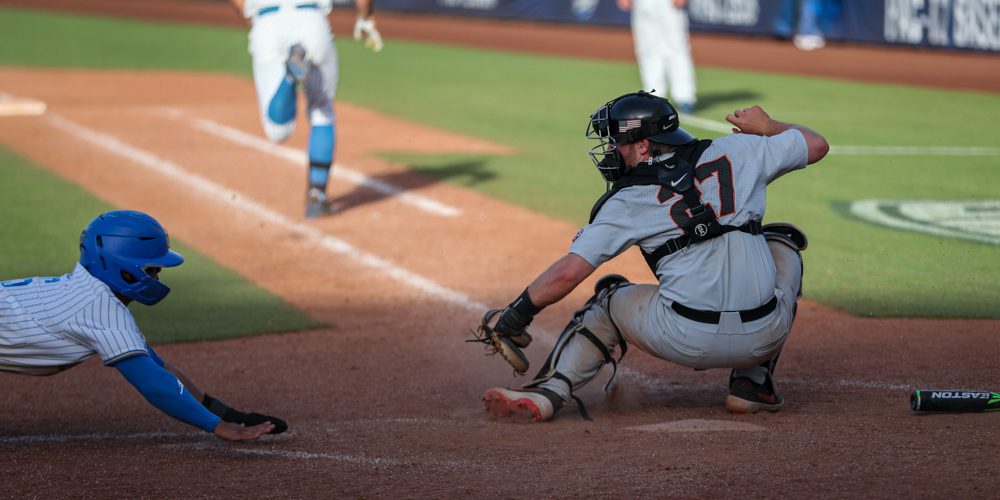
top-left (910, 390), bottom-right (1000, 412)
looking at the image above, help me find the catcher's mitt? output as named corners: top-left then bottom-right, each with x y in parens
top-left (467, 308), bottom-right (533, 375)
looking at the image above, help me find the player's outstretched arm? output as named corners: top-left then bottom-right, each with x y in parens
top-left (726, 105), bottom-right (829, 164)
top-left (158, 359), bottom-right (206, 402)
top-left (115, 355), bottom-right (283, 440)
top-left (113, 355), bottom-right (223, 434)
top-left (146, 347), bottom-right (289, 435)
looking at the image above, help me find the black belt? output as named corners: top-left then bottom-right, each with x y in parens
top-left (671, 296), bottom-right (777, 324)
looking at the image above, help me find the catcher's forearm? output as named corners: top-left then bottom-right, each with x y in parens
top-left (524, 253), bottom-right (596, 308)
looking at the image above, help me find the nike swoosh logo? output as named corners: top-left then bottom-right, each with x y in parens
top-left (670, 173), bottom-right (688, 188)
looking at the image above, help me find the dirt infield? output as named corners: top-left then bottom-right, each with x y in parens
top-left (1, 3), bottom-right (999, 498)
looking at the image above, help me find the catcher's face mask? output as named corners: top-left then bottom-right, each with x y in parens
top-left (587, 101), bottom-right (638, 182)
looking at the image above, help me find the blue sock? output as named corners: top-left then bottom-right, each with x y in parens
top-left (308, 124), bottom-right (334, 189)
top-left (267, 77), bottom-right (297, 125)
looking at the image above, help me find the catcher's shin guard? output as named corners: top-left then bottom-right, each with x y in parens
top-left (525, 275), bottom-right (633, 420)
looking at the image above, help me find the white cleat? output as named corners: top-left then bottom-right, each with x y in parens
top-left (483, 387), bottom-right (562, 422)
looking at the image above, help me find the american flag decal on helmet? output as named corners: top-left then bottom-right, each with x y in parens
top-left (621, 119), bottom-right (642, 131)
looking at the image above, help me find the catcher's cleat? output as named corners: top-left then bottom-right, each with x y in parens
top-left (306, 187), bottom-right (336, 219)
top-left (483, 387), bottom-right (563, 422)
top-left (762, 222), bottom-right (808, 252)
top-left (725, 374), bottom-right (784, 414)
top-left (285, 44), bottom-right (308, 84)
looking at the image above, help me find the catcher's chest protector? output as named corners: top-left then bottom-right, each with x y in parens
top-left (589, 139), bottom-right (762, 273)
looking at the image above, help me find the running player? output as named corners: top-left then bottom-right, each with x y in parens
top-left (230, 0), bottom-right (383, 218)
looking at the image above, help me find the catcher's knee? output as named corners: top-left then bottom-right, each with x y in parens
top-left (594, 274), bottom-right (630, 295)
top-left (763, 222), bottom-right (808, 252)
top-left (589, 274), bottom-right (634, 311)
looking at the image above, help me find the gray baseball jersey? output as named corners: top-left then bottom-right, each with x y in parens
top-left (0, 264), bottom-right (148, 376)
top-left (570, 129), bottom-right (809, 310)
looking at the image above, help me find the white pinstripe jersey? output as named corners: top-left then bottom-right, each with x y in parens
top-left (0, 264), bottom-right (148, 376)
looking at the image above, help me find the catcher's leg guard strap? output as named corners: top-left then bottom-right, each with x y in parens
top-left (529, 326), bottom-right (626, 422)
top-left (550, 371), bottom-right (592, 421)
top-left (531, 281), bottom-right (630, 385)
top-left (762, 222), bottom-right (808, 252)
top-left (577, 326), bottom-right (626, 392)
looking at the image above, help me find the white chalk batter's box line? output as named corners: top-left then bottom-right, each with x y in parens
top-left (146, 106), bottom-right (462, 218)
top-left (163, 442), bottom-right (482, 470)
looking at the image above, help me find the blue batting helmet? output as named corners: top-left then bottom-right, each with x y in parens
top-left (79, 210), bottom-right (184, 305)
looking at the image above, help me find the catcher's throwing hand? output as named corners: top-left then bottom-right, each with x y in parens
top-left (726, 105), bottom-right (774, 135)
top-left (213, 421), bottom-right (275, 441)
top-left (467, 308), bottom-right (534, 375)
top-left (353, 16), bottom-right (384, 52)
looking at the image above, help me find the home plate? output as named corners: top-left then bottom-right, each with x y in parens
top-left (625, 419), bottom-right (765, 433)
top-left (0, 92), bottom-right (47, 117)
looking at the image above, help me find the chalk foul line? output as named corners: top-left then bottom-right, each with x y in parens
top-left (47, 114), bottom-right (486, 313)
top-left (148, 107), bottom-right (461, 218)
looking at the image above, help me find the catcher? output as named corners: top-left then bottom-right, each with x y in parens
top-left (0, 210), bottom-right (286, 440)
top-left (472, 91), bottom-right (828, 421)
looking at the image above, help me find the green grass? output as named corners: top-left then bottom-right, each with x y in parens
top-left (1, 6), bottom-right (998, 318)
top-left (0, 8), bottom-right (249, 74)
top-left (0, 147), bottom-right (321, 343)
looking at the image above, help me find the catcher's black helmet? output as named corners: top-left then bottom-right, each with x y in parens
top-left (586, 91), bottom-right (696, 182)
